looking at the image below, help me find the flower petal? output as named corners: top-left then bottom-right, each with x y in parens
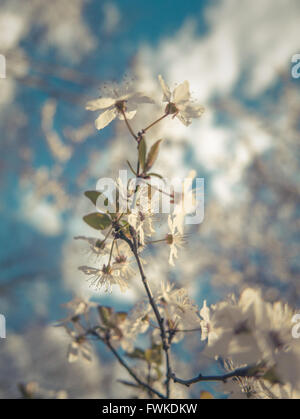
top-left (118, 109), bottom-right (137, 120)
top-left (180, 103), bottom-right (205, 118)
top-left (158, 75), bottom-right (171, 102)
top-left (130, 92), bottom-right (155, 105)
top-left (176, 112), bottom-right (191, 126)
top-left (86, 97), bottom-right (115, 111)
top-left (95, 108), bottom-right (117, 130)
top-left (173, 80), bottom-right (190, 104)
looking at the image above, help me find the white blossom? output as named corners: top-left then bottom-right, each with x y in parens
top-left (78, 264), bottom-right (129, 293)
top-left (86, 82), bottom-right (154, 130)
top-left (165, 215), bottom-right (185, 266)
top-left (158, 75), bottom-right (204, 126)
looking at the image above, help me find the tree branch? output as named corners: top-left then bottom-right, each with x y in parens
top-left (129, 228), bottom-right (173, 398)
top-left (91, 330), bottom-right (166, 399)
top-left (171, 366), bottom-right (255, 387)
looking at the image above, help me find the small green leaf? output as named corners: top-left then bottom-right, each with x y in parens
top-left (145, 344), bottom-right (162, 365)
top-left (154, 365), bottom-right (162, 380)
top-left (126, 348), bottom-right (146, 361)
top-left (98, 306), bottom-right (113, 326)
top-left (126, 160), bottom-right (137, 176)
top-left (145, 139), bottom-right (162, 172)
top-left (83, 213), bottom-right (111, 230)
top-left (262, 367), bottom-right (282, 385)
top-left (138, 137), bottom-right (147, 172)
top-left (84, 190), bottom-right (102, 206)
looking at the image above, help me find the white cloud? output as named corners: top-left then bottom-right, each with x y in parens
top-left (102, 2), bottom-right (121, 35)
top-left (20, 192), bottom-right (63, 236)
top-left (133, 0), bottom-right (300, 203)
top-left (0, 11), bottom-right (26, 51)
top-left (136, 0), bottom-right (300, 99)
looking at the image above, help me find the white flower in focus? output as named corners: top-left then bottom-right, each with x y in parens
top-left (86, 82), bottom-right (154, 130)
top-left (158, 75), bottom-right (204, 126)
top-left (78, 264), bottom-right (129, 293)
top-left (165, 215), bottom-right (185, 266)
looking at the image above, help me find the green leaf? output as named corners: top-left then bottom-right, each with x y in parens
top-left (83, 212), bottom-right (111, 230)
top-left (145, 344), bottom-right (162, 365)
top-left (138, 136), bottom-right (147, 172)
top-left (154, 366), bottom-right (162, 380)
top-left (262, 367), bottom-right (282, 385)
top-left (84, 190), bottom-right (102, 206)
top-left (145, 139), bottom-right (162, 172)
top-left (126, 160), bottom-right (137, 176)
top-left (126, 348), bottom-right (146, 361)
top-left (98, 306), bottom-right (113, 326)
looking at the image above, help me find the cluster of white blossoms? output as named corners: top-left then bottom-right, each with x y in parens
top-left (77, 77), bottom-right (205, 294)
top-left (199, 288), bottom-right (300, 398)
top-left (76, 172), bottom-right (199, 293)
top-left (60, 75), bottom-right (300, 399)
top-left (59, 283), bottom-right (300, 398)
top-left (76, 236), bottom-right (137, 293)
top-left (158, 75), bottom-right (205, 126)
top-left (86, 75), bottom-right (204, 131)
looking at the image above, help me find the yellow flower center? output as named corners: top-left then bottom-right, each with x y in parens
top-left (102, 264), bottom-right (112, 274)
top-left (165, 234), bottom-right (174, 245)
top-left (165, 102), bottom-right (178, 115)
top-left (115, 100), bottom-right (126, 112)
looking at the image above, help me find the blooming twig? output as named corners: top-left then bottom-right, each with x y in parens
top-left (91, 329), bottom-right (166, 399)
top-left (171, 366), bottom-right (256, 387)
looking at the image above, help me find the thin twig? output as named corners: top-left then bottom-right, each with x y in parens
top-left (149, 320), bottom-right (202, 334)
top-left (120, 111), bottom-right (174, 398)
top-left (171, 366), bottom-right (255, 387)
top-left (138, 114), bottom-right (168, 136)
top-left (130, 228), bottom-right (173, 398)
top-left (121, 109), bottom-right (138, 141)
top-left (91, 330), bottom-right (165, 399)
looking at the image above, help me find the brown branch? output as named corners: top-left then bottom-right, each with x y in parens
top-left (121, 109), bottom-right (138, 141)
top-left (171, 366), bottom-right (255, 387)
top-left (129, 228), bottom-right (173, 398)
top-left (91, 329), bottom-right (165, 399)
top-left (119, 111), bottom-right (176, 398)
top-left (138, 114), bottom-right (168, 136)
